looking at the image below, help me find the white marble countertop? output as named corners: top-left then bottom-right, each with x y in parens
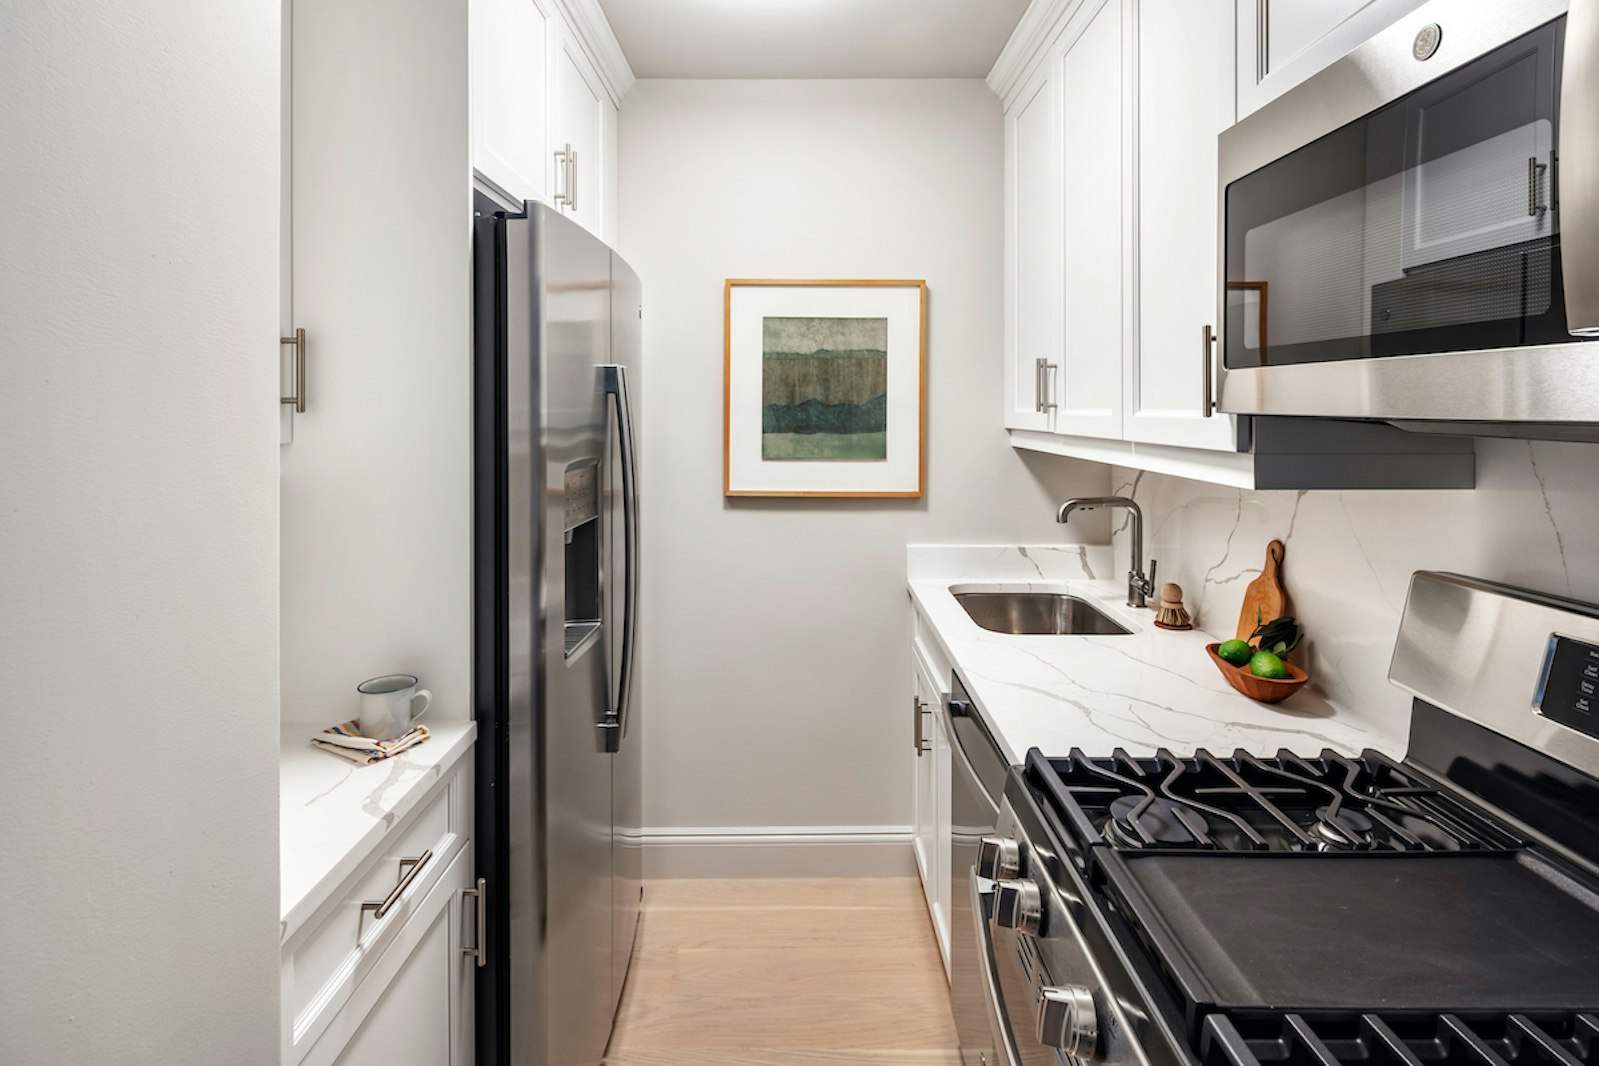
top-left (280, 719), bottom-right (476, 943)
top-left (908, 545), bottom-right (1406, 766)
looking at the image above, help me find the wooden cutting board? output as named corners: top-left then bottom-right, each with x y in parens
top-left (1236, 540), bottom-right (1287, 642)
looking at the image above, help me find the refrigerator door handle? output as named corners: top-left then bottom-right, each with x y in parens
top-left (602, 364), bottom-right (639, 754)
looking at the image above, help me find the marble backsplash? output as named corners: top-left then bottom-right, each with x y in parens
top-left (1110, 437), bottom-right (1599, 735)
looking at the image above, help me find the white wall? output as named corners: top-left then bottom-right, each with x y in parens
top-left (1110, 438), bottom-right (1599, 740)
top-left (0, 2), bottom-right (281, 1061)
top-left (619, 79), bottom-right (1107, 873)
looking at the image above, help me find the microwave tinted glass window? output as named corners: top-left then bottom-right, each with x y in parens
top-left (1223, 18), bottom-right (1592, 369)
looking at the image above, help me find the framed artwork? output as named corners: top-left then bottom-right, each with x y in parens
top-left (723, 278), bottom-right (926, 498)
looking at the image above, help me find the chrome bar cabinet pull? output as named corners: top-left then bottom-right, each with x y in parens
top-left (462, 877), bottom-right (487, 968)
top-left (361, 849), bottom-right (433, 923)
top-left (1035, 358), bottom-right (1058, 413)
top-left (280, 327), bottom-right (306, 413)
top-left (913, 695), bottom-right (932, 756)
top-left (1201, 325), bottom-right (1215, 418)
top-left (554, 144), bottom-right (574, 209)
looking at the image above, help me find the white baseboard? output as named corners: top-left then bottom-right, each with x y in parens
top-left (636, 824), bottom-right (917, 879)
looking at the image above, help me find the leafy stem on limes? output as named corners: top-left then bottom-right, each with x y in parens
top-left (1249, 609), bottom-right (1304, 660)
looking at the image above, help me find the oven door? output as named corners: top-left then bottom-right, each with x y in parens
top-left (972, 870), bottom-right (1033, 1066)
top-left (977, 788), bottom-right (1165, 1066)
top-left (1216, 0), bottom-right (1599, 428)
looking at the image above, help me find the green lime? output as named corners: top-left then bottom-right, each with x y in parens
top-left (1250, 651), bottom-right (1289, 679)
top-left (1217, 639), bottom-right (1253, 666)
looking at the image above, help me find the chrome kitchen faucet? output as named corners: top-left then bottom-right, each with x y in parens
top-left (1057, 496), bottom-right (1156, 609)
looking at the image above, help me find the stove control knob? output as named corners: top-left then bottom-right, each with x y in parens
top-left (977, 836), bottom-right (1021, 880)
top-left (1037, 984), bottom-right (1098, 1059)
top-left (992, 879), bottom-right (1041, 934)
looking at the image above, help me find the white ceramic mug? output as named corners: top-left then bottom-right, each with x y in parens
top-left (357, 674), bottom-right (433, 741)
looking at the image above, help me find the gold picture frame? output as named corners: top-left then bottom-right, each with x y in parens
top-left (723, 278), bottom-right (927, 498)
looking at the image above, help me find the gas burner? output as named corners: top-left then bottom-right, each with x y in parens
top-left (1031, 747), bottom-right (1525, 855)
top-left (1312, 805), bottom-right (1375, 847)
top-left (1106, 795), bottom-right (1210, 847)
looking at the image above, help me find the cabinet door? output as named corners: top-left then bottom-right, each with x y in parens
top-left (317, 846), bottom-right (475, 1066)
top-left (332, 916), bottom-right (449, 1066)
top-left (1055, 0), bottom-right (1126, 440)
top-left (931, 698), bottom-right (953, 980)
top-left (285, 0), bottom-right (473, 719)
top-left (551, 18), bottom-right (610, 240)
top-left (471, 0), bottom-right (549, 204)
top-left (1125, 0), bottom-right (1239, 452)
top-left (911, 656), bottom-right (938, 904)
top-left (1237, 0), bottom-right (1430, 118)
top-left (1003, 59), bottom-right (1061, 432)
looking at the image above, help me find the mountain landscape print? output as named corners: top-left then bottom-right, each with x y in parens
top-left (761, 316), bottom-right (889, 460)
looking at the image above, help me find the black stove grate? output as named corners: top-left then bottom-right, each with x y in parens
top-left (1027, 747), bottom-right (1526, 854)
top-left (1201, 1012), bottom-right (1599, 1066)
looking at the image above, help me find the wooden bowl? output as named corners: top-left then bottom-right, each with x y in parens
top-left (1205, 643), bottom-right (1309, 704)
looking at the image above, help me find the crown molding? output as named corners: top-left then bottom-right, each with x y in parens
top-left (552, 0), bottom-right (636, 105)
top-left (988, 0), bottom-right (1079, 107)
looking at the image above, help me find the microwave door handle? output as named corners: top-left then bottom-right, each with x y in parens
top-left (973, 869), bottom-right (1024, 1066)
top-left (1561, 0), bottom-right (1599, 335)
top-left (602, 364), bottom-right (639, 753)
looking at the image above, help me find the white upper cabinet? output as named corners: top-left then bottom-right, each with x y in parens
top-left (469, 0), bottom-right (629, 242)
top-left (991, 0), bottom-right (1474, 488)
top-left (1004, 60), bottom-right (1061, 432)
top-left (551, 17), bottom-right (616, 241)
top-left (1125, 0), bottom-right (1238, 452)
top-left (471, 0), bottom-right (551, 205)
top-left (1055, 0), bottom-right (1126, 440)
top-left (1236, 0), bottom-right (1431, 118)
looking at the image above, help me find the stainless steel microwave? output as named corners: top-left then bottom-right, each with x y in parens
top-left (1215, 0), bottom-right (1599, 438)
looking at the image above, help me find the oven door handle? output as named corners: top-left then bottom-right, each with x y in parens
top-left (972, 869), bottom-right (1024, 1066)
top-left (1563, 0), bottom-right (1599, 335)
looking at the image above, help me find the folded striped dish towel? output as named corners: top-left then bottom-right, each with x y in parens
top-left (311, 721), bottom-right (431, 766)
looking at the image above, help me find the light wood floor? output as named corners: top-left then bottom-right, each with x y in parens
top-left (603, 878), bottom-right (962, 1065)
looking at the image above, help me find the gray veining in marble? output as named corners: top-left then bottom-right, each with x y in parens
top-left (908, 548), bottom-right (1404, 768)
top-left (1109, 437), bottom-right (1599, 733)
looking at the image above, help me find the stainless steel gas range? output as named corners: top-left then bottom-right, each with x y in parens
top-left (967, 571), bottom-right (1599, 1066)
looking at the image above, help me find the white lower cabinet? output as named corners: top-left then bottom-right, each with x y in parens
top-left (911, 611), bottom-right (953, 979)
top-left (932, 697), bottom-right (952, 981)
top-left (913, 684), bottom-right (936, 886)
top-left (283, 761), bottom-right (475, 1066)
top-left (324, 848), bottom-right (475, 1066)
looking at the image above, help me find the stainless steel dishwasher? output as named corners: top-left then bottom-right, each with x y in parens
top-left (945, 673), bottom-right (1010, 1066)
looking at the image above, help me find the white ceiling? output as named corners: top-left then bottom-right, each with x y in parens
top-left (597, 0), bottom-right (1032, 79)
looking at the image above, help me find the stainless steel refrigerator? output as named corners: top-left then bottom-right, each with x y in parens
top-left (472, 197), bottom-right (643, 1066)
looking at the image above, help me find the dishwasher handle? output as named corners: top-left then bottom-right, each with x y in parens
top-left (945, 696), bottom-right (1001, 818)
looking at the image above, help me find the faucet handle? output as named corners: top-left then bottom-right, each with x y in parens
top-left (1146, 558), bottom-right (1157, 592)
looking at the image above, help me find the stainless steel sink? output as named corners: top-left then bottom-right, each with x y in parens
top-left (953, 591), bottom-right (1133, 636)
